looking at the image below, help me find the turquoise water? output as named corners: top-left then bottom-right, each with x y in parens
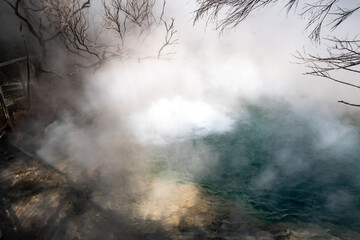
top-left (152, 102), bottom-right (360, 237)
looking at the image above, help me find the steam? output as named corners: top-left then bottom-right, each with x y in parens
top-left (85, 57), bottom-right (259, 145)
top-left (10, 0), bottom-right (360, 238)
top-left (129, 97), bottom-right (234, 144)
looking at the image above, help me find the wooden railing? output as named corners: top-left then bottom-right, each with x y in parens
top-left (0, 57), bottom-right (30, 133)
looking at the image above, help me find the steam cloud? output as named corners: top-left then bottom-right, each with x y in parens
top-left (4, 0), bottom-right (360, 238)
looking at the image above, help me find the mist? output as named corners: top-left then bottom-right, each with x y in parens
top-left (1, 0), bottom-right (360, 239)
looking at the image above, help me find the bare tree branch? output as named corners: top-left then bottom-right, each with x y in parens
top-left (3, 0), bottom-right (178, 79)
top-left (297, 36), bottom-right (360, 87)
top-left (338, 100), bottom-right (360, 107)
top-left (157, 17), bottom-right (178, 59)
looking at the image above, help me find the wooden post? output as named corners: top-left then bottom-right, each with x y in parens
top-left (20, 22), bottom-right (31, 111)
top-left (0, 86), bottom-right (14, 130)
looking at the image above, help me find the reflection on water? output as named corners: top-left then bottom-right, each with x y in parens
top-left (135, 180), bottom-right (212, 227)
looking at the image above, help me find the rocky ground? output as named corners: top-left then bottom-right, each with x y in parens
top-left (0, 132), bottom-right (354, 240)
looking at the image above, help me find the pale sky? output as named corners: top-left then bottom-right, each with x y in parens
top-left (163, 1), bottom-right (360, 113)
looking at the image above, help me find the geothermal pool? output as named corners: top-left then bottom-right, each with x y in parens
top-left (141, 102), bottom-right (360, 239)
top-left (3, 100), bottom-right (360, 239)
